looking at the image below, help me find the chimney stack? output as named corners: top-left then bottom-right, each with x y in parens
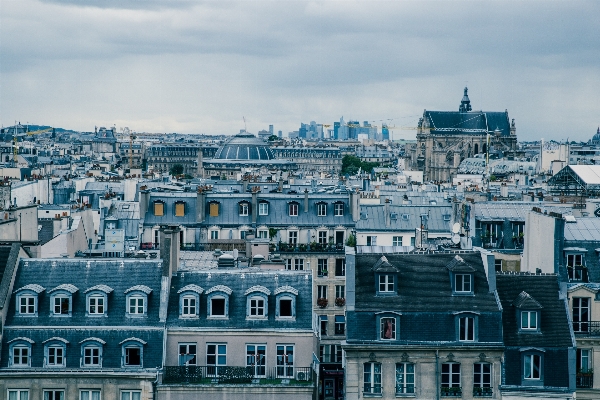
top-left (304, 189), bottom-right (309, 213)
top-left (159, 226), bottom-right (180, 277)
top-left (385, 198), bottom-right (391, 227)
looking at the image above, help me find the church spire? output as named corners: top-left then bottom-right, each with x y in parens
top-left (459, 87), bottom-right (472, 113)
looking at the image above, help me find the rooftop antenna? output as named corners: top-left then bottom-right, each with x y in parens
top-left (243, 116), bottom-right (247, 133)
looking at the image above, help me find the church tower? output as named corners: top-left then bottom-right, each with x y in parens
top-left (459, 87), bottom-right (472, 113)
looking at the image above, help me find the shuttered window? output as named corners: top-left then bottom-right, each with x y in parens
top-left (209, 203), bottom-right (219, 217)
top-left (175, 202), bottom-right (185, 217)
top-left (154, 202), bottom-right (164, 216)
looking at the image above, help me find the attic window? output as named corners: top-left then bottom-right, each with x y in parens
top-left (153, 201), bottom-right (164, 216)
top-left (402, 214), bottom-right (409, 220)
top-left (175, 202), bottom-right (185, 217)
top-left (443, 214), bottom-right (451, 221)
top-left (390, 213), bottom-right (398, 220)
top-left (209, 202), bottom-right (220, 217)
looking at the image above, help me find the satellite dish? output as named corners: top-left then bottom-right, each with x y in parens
top-left (452, 223), bottom-right (460, 234)
top-left (452, 234), bottom-right (461, 244)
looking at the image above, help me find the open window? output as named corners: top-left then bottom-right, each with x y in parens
top-left (377, 312), bottom-right (400, 340)
top-left (275, 286), bottom-right (298, 320)
top-left (521, 348), bottom-right (544, 385)
top-left (178, 284), bottom-right (203, 318)
top-left (565, 249), bottom-right (587, 282)
top-left (455, 312), bottom-right (479, 342)
top-left (121, 337), bottom-right (146, 368)
top-left (206, 285), bottom-right (232, 319)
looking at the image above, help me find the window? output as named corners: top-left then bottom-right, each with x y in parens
top-left (88, 296), bottom-right (105, 315)
top-left (474, 362), bottom-right (491, 390)
top-left (79, 390), bottom-right (100, 400)
top-left (259, 202), bottom-right (269, 215)
top-left (318, 259), bottom-right (328, 277)
top-left (258, 230), bottom-right (268, 239)
top-left (573, 298), bottom-right (590, 333)
top-left (249, 296), bottom-right (266, 317)
top-left (334, 203), bottom-right (344, 216)
top-left (288, 231), bottom-right (298, 245)
top-left (53, 296), bottom-right (70, 315)
top-left (454, 274), bottom-right (472, 293)
top-left (128, 296), bottom-right (145, 315)
top-left (295, 259), bottom-right (304, 270)
top-left (335, 315), bottom-right (345, 335)
top-left (209, 202), bottom-right (219, 217)
top-left (210, 297), bottom-right (226, 317)
top-left (246, 344), bottom-right (266, 377)
top-left (319, 344), bottom-right (342, 363)
top-left (363, 362), bottom-right (382, 394)
top-left (82, 345), bottom-right (101, 367)
top-left (207, 344), bottom-right (227, 375)
top-left (279, 298), bottom-right (293, 317)
top-left (46, 345), bottom-right (65, 367)
top-left (289, 203), bottom-right (299, 216)
top-left (567, 253), bottom-right (586, 281)
top-left (335, 259), bottom-right (345, 277)
top-left (8, 390), bottom-right (29, 400)
top-left (210, 230), bottom-right (219, 240)
top-left (459, 316), bottom-right (475, 341)
top-left (336, 285), bottom-right (345, 299)
top-left (521, 311), bottom-right (538, 330)
top-left (366, 236), bottom-right (377, 246)
top-left (318, 285), bottom-right (328, 299)
top-left (380, 317), bottom-right (396, 340)
top-left (175, 202), bottom-right (185, 217)
top-left (317, 203), bottom-right (327, 216)
top-left (524, 354), bottom-right (541, 380)
top-left (120, 391), bottom-right (141, 400)
top-left (11, 345), bottom-right (30, 367)
top-left (178, 343), bottom-right (197, 365)
top-left (276, 345), bottom-right (294, 377)
top-left (320, 315), bottom-right (328, 336)
top-left (392, 236), bottom-right (402, 246)
top-left (124, 345), bottom-right (142, 367)
top-left (239, 202), bottom-right (249, 216)
top-left (318, 231), bottom-right (327, 244)
top-left (379, 274), bottom-right (395, 293)
top-left (494, 259), bottom-right (502, 272)
top-left (320, 344), bottom-right (331, 362)
top-left (396, 363), bottom-right (415, 394)
top-left (181, 295), bottom-right (197, 317)
top-left (44, 391), bottom-right (64, 400)
top-left (577, 349), bottom-right (591, 373)
top-left (18, 296), bottom-right (36, 315)
top-left (441, 363), bottom-right (461, 389)
top-left (153, 201), bottom-right (164, 216)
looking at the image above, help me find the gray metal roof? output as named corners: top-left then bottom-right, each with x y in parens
top-left (355, 204), bottom-right (451, 233)
top-left (564, 217), bottom-right (600, 241)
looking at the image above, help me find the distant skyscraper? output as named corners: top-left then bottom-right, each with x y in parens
top-left (333, 122), bottom-right (340, 140)
top-left (269, 125), bottom-right (274, 135)
top-left (278, 130), bottom-right (282, 138)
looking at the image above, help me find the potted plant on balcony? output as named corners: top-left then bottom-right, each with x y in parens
top-left (335, 297), bottom-right (346, 307)
top-left (317, 297), bottom-right (328, 308)
top-left (298, 243), bottom-right (307, 252)
top-left (440, 387), bottom-right (450, 396)
top-left (473, 387), bottom-right (483, 397)
top-left (482, 387), bottom-right (492, 396)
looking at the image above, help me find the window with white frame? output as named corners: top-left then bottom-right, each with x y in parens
top-left (44, 390), bottom-right (64, 400)
top-left (257, 230), bottom-right (268, 239)
top-left (123, 344), bottom-right (142, 367)
top-left (207, 344), bottom-right (227, 375)
top-left (318, 231), bottom-right (328, 244)
top-left (11, 343), bottom-right (31, 367)
top-left (288, 231), bottom-right (298, 245)
top-left (318, 285), bottom-right (328, 299)
top-left (289, 203), bottom-right (299, 216)
top-left (18, 295), bottom-right (36, 315)
top-left (578, 349), bottom-right (591, 373)
top-left (336, 285), bottom-right (345, 299)
top-left (454, 274), bottom-right (472, 293)
top-left (79, 390), bottom-right (101, 400)
top-left (52, 295), bottom-right (71, 315)
top-left (459, 315), bottom-right (475, 341)
top-left (396, 362), bottom-right (415, 394)
top-left (45, 343), bottom-right (66, 367)
top-left (334, 203), bottom-right (344, 216)
top-left (276, 290), bottom-right (296, 319)
top-left (474, 362), bottom-right (492, 389)
top-left (318, 259), bottom-right (328, 277)
top-left (120, 391), bottom-right (141, 400)
top-left (8, 390), bottom-right (29, 400)
top-left (259, 202), bottom-right (269, 215)
top-left (335, 259), bottom-right (345, 276)
top-left (276, 345), bottom-right (294, 378)
top-left (178, 343), bottom-right (197, 366)
top-left (248, 294), bottom-right (267, 318)
top-left (392, 236), bottom-right (402, 246)
top-left (181, 295), bottom-right (197, 317)
top-left (567, 253), bottom-right (586, 281)
top-left (82, 343), bottom-right (102, 367)
top-left (521, 311), bottom-right (538, 331)
top-left (210, 230), bottom-right (219, 240)
top-left (363, 362), bottom-right (382, 394)
top-left (246, 344), bottom-right (266, 377)
top-left (379, 274), bottom-right (395, 293)
top-left (128, 295), bottom-right (145, 315)
top-left (524, 354), bottom-right (541, 380)
top-left (239, 202), bottom-right (249, 216)
top-left (380, 316), bottom-right (396, 340)
top-left (441, 362), bottom-right (461, 389)
top-left (317, 203), bottom-right (327, 216)
top-left (88, 295), bottom-right (105, 315)
top-left (366, 236), bottom-right (377, 246)
top-left (573, 297), bottom-right (590, 333)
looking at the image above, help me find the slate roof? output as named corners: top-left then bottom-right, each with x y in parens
top-left (564, 217), bottom-right (600, 241)
top-left (473, 202), bottom-right (572, 222)
top-left (354, 252), bottom-right (499, 312)
top-left (355, 204), bottom-right (451, 233)
top-left (167, 269), bottom-right (313, 330)
top-left (425, 110), bottom-right (510, 136)
top-left (496, 273), bottom-right (573, 347)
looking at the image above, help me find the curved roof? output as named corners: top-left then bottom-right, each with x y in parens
top-left (213, 133), bottom-right (275, 161)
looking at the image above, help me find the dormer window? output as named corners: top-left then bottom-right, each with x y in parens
top-left (376, 312), bottom-right (400, 340)
top-left (125, 285), bottom-right (152, 317)
top-left (49, 284), bottom-right (78, 317)
top-left (372, 256), bottom-right (399, 296)
top-left (566, 251), bottom-right (587, 282)
top-left (239, 201), bottom-right (250, 216)
top-left (175, 201), bottom-right (186, 217)
top-left (379, 275), bottom-right (395, 293)
top-left (446, 255), bottom-right (475, 295)
top-left (258, 201), bottom-right (269, 216)
top-left (80, 337), bottom-right (105, 367)
top-left (8, 337), bottom-right (34, 367)
top-left (121, 338), bottom-right (146, 368)
top-left (245, 285), bottom-right (271, 319)
top-left (513, 291), bottom-right (543, 333)
top-left (521, 311), bottom-right (537, 330)
top-left (209, 201), bottom-right (220, 217)
top-left (85, 285), bottom-right (113, 317)
top-left (455, 274), bottom-right (472, 293)
top-left (178, 284), bottom-right (203, 318)
top-left (206, 285), bottom-right (232, 319)
top-left (14, 284), bottom-right (45, 316)
top-left (317, 202), bottom-right (327, 216)
top-left (43, 337), bottom-right (68, 368)
top-left (153, 201), bottom-right (164, 216)
top-left (334, 202), bottom-right (344, 216)
top-left (455, 312), bottom-right (479, 342)
top-left (275, 286), bottom-right (298, 320)
top-left (289, 202), bottom-right (299, 216)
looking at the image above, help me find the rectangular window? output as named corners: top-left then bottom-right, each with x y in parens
top-left (396, 363), bottom-right (415, 394)
top-left (210, 230), bottom-right (219, 240)
top-left (567, 254), bottom-right (585, 281)
top-left (80, 390), bottom-right (100, 400)
top-left (154, 202), bottom-right (164, 216)
top-left (317, 203), bottom-right (327, 216)
top-left (336, 285), bottom-right (345, 299)
top-left (44, 391), bottom-right (64, 400)
top-left (175, 202), bottom-right (185, 216)
top-left (441, 362), bottom-right (461, 388)
top-left (120, 391), bottom-right (141, 400)
top-left (289, 203), bottom-right (298, 216)
top-left (83, 347), bottom-right (100, 366)
top-left (125, 347), bottom-right (141, 366)
top-left (88, 297), bottom-right (104, 314)
top-left (474, 362), bottom-right (491, 388)
top-left (366, 236), bottom-right (377, 246)
top-left (294, 259), bottom-right (304, 270)
top-left (279, 299), bottom-right (293, 317)
top-left (334, 203), bottom-right (344, 216)
top-left (19, 296), bottom-right (35, 314)
top-left (379, 274), bottom-right (395, 292)
top-left (8, 391), bottom-right (29, 400)
top-left (178, 343), bottom-right (197, 366)
top-left (459, 316), bottom-right (474, 341)
top-left (318, 259), bottom-right (328, 277)
top-left (246, 344), bottom-right (266, 377)
top-left (288, 231), bottom-right (298, 245)
top-left (286, 259), bottom-right (293, 270)
top-left (250, 297), bottom-right (265, 316)
top-left (521, 311), bottom-right (538, 330)
top-left (392, 236), bottom-right (402, 246)
top-left (455, 274), bottom-right (472, 293)
top-left (211, 298), bottom-right (226, 316)
top-left (335, 315), bottom-right (345, 335)
top-left (335, 259), bottom-right (345, 276)
top-left (53, 297), bottom-right (70, 314)
top-left (259, 203), bottom-right (269, 215)
top-left (209, 202), bottom-right (219, 217)
top-left (363, 362), bottom-right (382, 394)
top-left (381, 317), bottom-right (396, 340)
top-left (129, 297), bottom-right (144, 314)
top-left (12, 346), bottom-right (29, 366)
top-left (48, 346), bottom-right (63, 366)
top-left (494, 259), bottom-right (503, 272)
top-left (276, 345), bottom-right (294, 377)
top-left (578, 349), bottom-right (591, 372)
top-left (573, 298), bottom-right (590, 333)
top-left (320, 316), bottom-right (328, 336)
top-left (319, 344), bottom-right (331, 362)
top-left (524, 354), bottom-right (541, 379)
top-left (318, 231), bottom-right (327, 244)
top-left (318, 285), bottom-right (328, 299)
top-left (257, 230), bottom-right (268, 239)
top-left (207, 344), bottom-right (227, 376)
top-left (239, 203), bottom-right (249, 216)
top-left (182, 296), bottom-right (196, 316)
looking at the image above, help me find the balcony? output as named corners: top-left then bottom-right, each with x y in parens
top-left (162, 366), bottom-right (313, 385)
top-left (573, 321), bottom-right (600, 336)
top-left (277, 242), bottom-right (344, 253)
top-left (576, 373), bottom-right (594, 389)
top-left (440, 387), bottom-right (462, 397)
top-left (473, 387), bottom-right (493, 397)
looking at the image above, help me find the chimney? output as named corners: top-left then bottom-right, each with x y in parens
top-left (350, 188), bottom-right (360, 222)
top-left (385, 198), bottom-right (391, 227)
top-left (159, 226), bottom-right (180, 277)
top-left (196, 187), bottom-right (206, 223)
top-left (278, 178), bottom-right (283, 192)
top-left (242, 178), bottom-right (248, 193)
top-left (304, 189), bottom-right (309, 213)
top-left (252, 188), bottom-right (258, 225)
top-left (139, 189), bottom-right (150, 218)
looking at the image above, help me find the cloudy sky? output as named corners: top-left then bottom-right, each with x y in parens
top-left (1, 0), bottom-right (598, 141)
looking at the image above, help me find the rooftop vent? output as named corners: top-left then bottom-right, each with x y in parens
top-left (218, 254), bottom-right (235, 268)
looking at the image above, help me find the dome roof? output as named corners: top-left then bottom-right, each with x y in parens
top-left (214, 133), bottom-right (275, 160)
top-left (592, 127), bottom-right (600, 145)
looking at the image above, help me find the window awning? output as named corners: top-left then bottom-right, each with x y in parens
top-left (335, 315), bottom-right (345, 323)
top-left (320, 315), bottom-right (328, 321)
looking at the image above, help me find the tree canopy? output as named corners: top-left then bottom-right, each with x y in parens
top-left (169, 163), bottom-right (184, 176)
top-left (341, 155), bottom-right (379, 175)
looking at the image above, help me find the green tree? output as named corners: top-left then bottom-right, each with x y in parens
top-left (169, 163), bottom-right (184, 176)
top-left (267, 135), bottom-right (279, 141)
top-left (341, 155), bottom-right (379, 175)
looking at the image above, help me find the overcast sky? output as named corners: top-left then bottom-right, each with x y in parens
top-left (1, 0), bottom-right (598, 141)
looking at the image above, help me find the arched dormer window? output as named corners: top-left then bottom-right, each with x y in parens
top-left (245, 285), bottom-right (271, 319)
top-left (120, 337), bottom-right (146, 368)
top-left (206, 285), bottom-right (232, 319)
top-left (238, 201), bottom-right (250, 216)
top-left (274, 286), bottom-right (298, 320)
top-left (178, 284), bottom-right (204, 318)
top-left (153, 200), bottom-right (165, 216)
top-left (124, 285), bottom-right (152, 317)
top-left (376, 311), bottom-right (401, 341)
top-left (49, 284), bottom-right (78, 316)
top-left (80, 337), bottom-right (105, 367)
top-left (84, 284), bottom-right (113, 317)
top-left (8, 337), bottom-right (34, 368)
top-left (446, 255), bottom-right (475, 295)
top-left (454, 311), bottom-right (480, 342)
top-left (43, 337), bottom-right (68, 367)
top-left (14, 284), bottom-right (45, 316)
top-left (372, 256), bottom-right (399, 296)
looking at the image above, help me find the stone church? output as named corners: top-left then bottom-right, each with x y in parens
top-left (409, 88), bottom-right (518, 182)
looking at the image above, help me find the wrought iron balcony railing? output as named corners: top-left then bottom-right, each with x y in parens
top-left (573, 321), bottom-right (600, 336)
top-left (162, 365), bottom-right (313, 385)
top-left (576, 373), bottom-right (593, 389)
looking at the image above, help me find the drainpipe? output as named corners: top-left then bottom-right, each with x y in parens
top-left (436, 350), bottom-right (439, 400)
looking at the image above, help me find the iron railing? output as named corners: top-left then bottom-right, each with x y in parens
top-left (573, 321), bottom-right (600, 336)
top-left (576, 373), bottom-right (593, 388)
top-left (162, 366), bottom-right (313, 385)
top-left (440, 387), bottom-right (462, 397)
top-left (473, 387), bottom-right (493, 397)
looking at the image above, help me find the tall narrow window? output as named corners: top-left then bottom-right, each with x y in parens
top-left (259, 202), bottom-right (269, 215)
top-left (524, 354), bottom-right (541, 380)
top-left (317, 203), bottom-right (327, 216)
top-left (276, 345), bottom-right (294, 378)
top-left (154, 202), bottom-right (164, 216)
top-left (441, 363), bottom-right (461, 391)
top-left (289, 203), bottom-right (299, 216)
top-left (573, 298), bottom-right (590, 333)
top-left (396, 363), bottom-right (415, 394)
top-left (318, 259), bottom-right (328, 277)
top-left (459, 316), bottom-right (474, 341)
top-left (335, 259), bottom-right (345, 276)
top-left (239, 202), bottom-right (249, 216)
top-left (380, 317), bottom-right (396, 340)
top-left (335, 315), bottom-right (345, 335)
top-left (209, 202), bottom-right (219, 217)
top-left (178, 343), bottom-right (197, 366)
top-left (175, 202), bottom-right (185, 217)
top-left (207, 344), bottom-right (227, 376)
top-left (336, 285), bottom-right (345, 298)
top-left (363, 362), bottom-right (382, 394)
top-left (474, 362), bottom-right (492, 391)
top-left (246, 345), bottom-right (266, 377)
top-left (288, 231), bottom-right (298, 245)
